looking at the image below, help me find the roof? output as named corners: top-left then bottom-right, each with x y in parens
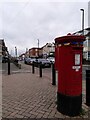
top-left (73, 27), bottom-right (90, 36)
top-left (29, 47), bottom-right (42, 51)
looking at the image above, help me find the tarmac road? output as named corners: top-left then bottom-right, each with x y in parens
top-left (2, 61), bottom-right (90, 81)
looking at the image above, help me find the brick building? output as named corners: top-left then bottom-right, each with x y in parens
top-left (29, 47), bottom-right (42, 58)
top-left (0, 39), bottom-right (8, 62)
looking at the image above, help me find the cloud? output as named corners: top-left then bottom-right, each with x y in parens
top-left (0, 0), bottom-right (89, 3)
top-left (1, 1), bottom-right (88, 56)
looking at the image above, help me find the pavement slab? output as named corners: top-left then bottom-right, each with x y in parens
top-left (1, 63), bottom-right (90, 119)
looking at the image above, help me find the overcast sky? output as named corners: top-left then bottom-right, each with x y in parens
top-left (0, 0), bottom-right (89, 56)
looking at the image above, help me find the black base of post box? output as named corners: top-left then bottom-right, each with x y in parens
top-left (57, 92), bottom-right (82, 116)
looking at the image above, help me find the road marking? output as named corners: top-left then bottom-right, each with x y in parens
top-left (12, 70), bottom-right (31, 73)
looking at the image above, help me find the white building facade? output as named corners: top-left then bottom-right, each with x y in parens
top-left (42, 43), bottom-right (55, 57)
top-left (81, 1), bottom-right (90, 60)
top-left (84, 1), bottom-right (90, 60)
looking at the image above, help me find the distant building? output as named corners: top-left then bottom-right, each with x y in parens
top-left (27, 43), bottom-right (55, 58)
top-left (73, 2), bottom-right (90, 61)
top-left (74, 28), bottom-right (90, 60)
top-left (19, 53), bottom-right (25, 60)
top-left (20, 42), bottom-right (55, 59)
top-left (29, 47), bottom-right (42, 58)
top-left (0, 39), bottom-right (8, 62)
top-left (25, 50), bottom-right (29, 58)
top-left (42, 43), bottom-right (55, 58)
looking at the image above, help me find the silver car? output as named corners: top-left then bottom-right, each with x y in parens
top-left (36, 58), bottom-right (51, 68)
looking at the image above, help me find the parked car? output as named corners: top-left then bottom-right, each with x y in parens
top-left (35, 58), bottom-right (51, 68)
top-left (24, 58), bottom-right (31, 64)
top-left (27, 58), bottom-right (32, 64)
top-left (29, 58), bottom-right (36, 64)
top-left (47, 57), bottom-right (55, 63)
top-left (24, 58), bottom-right (27, 64)
top-left (2, 56), bottom-right (8, 63)
top-left (24, 57), bottom-right (36, 65)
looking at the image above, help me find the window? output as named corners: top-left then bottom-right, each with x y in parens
top-left (88, 51), bottom-right (90, 59)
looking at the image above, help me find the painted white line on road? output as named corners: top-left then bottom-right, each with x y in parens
top-left (12, 70), bottom-right (31, 73)
top-left (83, 65), bottom-right (90, 67)
top-left (0, 70), bottom-right (5, 72)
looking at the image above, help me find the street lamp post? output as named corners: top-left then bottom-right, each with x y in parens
top-left (15, 46), bottom-right (17, 58)
top-left (37, 39), bottom-right (39, 57)
top-left (80, 9), bottom-right (85, 65)
top-left (80, 9), bottom-right (84, 35)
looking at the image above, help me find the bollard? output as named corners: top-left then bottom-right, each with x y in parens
top-left (86, 70), bottom-right (90, 106)
top-left (32, 62), bottom-right (35, 74)
top-left (52, 63), bottom-right (56, 85)
top-left (19, 64), bottom-right (21, 69)
top-left (39, 62), bottom-right (42, 77)
top-left (8, 58), bottom-right (10, 75)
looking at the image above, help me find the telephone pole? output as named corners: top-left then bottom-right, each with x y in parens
top-left (80, 9), bottom-right (84, 35)
top-left (37, 39), bottom-right (39, 57)
top-left (15, 46), bottom-right (17, 58)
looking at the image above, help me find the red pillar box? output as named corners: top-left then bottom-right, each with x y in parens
top-left (55, 34), bottom-right (85, 116)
